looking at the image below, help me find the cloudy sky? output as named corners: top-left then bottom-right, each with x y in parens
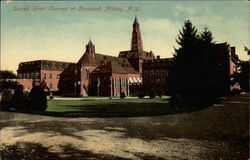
top-left (1, 0), bottom-right (249, 72)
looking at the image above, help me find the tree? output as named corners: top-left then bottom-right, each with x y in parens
top-left (238, 61), bottom-right (249, 92)
top-left (231, 61), bottom-right (249, 92)
top-left (0, 70), bottom-right (18, 110)
top-left (0, 70), bottom-right (17, 79)
top-left (169, 20), bottom-right (199, 108)
top-left (29, 86), bottom-right (47, 111)
top-left (169, 20), bottom-right (219, 108)
top-left (0, 70), bottom-right (18, 92)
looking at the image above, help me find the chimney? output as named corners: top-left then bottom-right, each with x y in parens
top-left (157, 55), bottom-right (160, 59)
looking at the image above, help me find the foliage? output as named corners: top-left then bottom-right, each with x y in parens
top-left (0, 70), bottom-right (17, 79)
top-left (49, 96), bottom-right (54, 100)
top-left (157, 91), bottom-right (162, 98)
top-left (88, 80), bottom-right (98, 96)
top-left (0, 70), bottom-right (19, 93)
top-left (231, 61), bottom-right (249, 92)
top-left (137, 92), bottom-right (145, 99)
top-left (0, 80), bottom-right (19, 92)
top-left (12, 85), bottom-right (30, 110)
top-left (169, 20), bottom-right (221, 108)
top-left (149, 90), bottom-right (156, 99)
top-left (120, 92), bottom-right (126, 99)
top-left (29, 86), bottom-right (47, 111)
top-left (0, 89), bottom-right (13, 110)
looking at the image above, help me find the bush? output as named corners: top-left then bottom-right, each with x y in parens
top-left (157, 91), bottom-right (162, 98)
top-left (120, 92), bottom-right (126, 99)
top-left (0, 89), bottom-right (13, 110)
top-left (138, 92), bottom-right (145, 99)
top-left (49, 96), bottom-right (54, 100)
top-left (12, 89), bottom-right (30, 110)
top-left (23, 91), bottom-right (29, 96)
top-left (29, 86), bottom-right (47, 111)
top-left (169, 94), bottom-right (185, 109)
top-left (149, 90), bottom-right (156, 99)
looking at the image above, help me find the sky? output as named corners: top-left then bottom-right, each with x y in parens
top-left (1, 0), bottom-right (249, 72)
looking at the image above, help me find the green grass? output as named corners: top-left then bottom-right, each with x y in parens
top-left (42, 97), bottom-right (174, 117)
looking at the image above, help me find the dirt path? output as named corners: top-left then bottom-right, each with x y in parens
top-left (0, 93), bottom-right (249, 160)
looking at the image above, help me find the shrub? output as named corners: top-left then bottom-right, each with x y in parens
top-left (169, 94), bottom-right (185, 109)
top-left (12, 89), bottom-right (30, 110)
top-left (120, 92), bottom-right (126, 99)
top-left (149, 90), bottom-right (156, 99)
top-left (138, 92), bottom-right (145, 99)
top-left (0, 89), bottom-right (13, 110)
top-left (29, 86), bottom-right (47, 111)
top-left (23, 91), bottom-right (29, 96)
top-left (157, 91), bottom-right (162, 98)
top-left (49, 96), bottom-right (54, 100)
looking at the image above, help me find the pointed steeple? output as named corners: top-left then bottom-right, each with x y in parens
top-left (131, 16), bottom-right (143, 51)
top-left (85, 38), bottom-right (95, 58)
top-left (87, 36), bottom-right (94, 46)
top-left (134, 15), bottom-right (139, 24)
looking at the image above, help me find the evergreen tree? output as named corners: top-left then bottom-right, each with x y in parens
top-left (169, 21), bottom-right (219, 108)
top-left (169, 20), bottom-right (199, 108)
top-left (197, 27), bottom-right (221, 104)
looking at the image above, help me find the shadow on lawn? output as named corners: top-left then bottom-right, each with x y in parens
top-left (0, 142), bottom-right (133, 160)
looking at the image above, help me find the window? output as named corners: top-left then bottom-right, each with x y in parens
top-left (157, 72), bottom-right (160, 78)
top-left (115, 78), bottom-right (120, 88)
top-left (43, 73), bottom-right (46, 79)
top-left (84, 69), bottom-right (89, 80)
top-left (166, 72), bottom-right (168, 77)
top-left (161, 72), bottom-right (164, 78)
top-left (121, 78), bottom-right (126, 87)
top-left (49, 73), bottom-right (52, 79)
top-left (56, 74), bottom-right (60, 80)
top-left (18, 73), bottom-right (22, 79)
top-left (50, 83), bottom-right (52, 89)
top-left (154, 72), bottom-right (157, 78)
top-left (31, 73), bottom-right (34, 79)
top-left (35, 73), bottom-right (39, 79)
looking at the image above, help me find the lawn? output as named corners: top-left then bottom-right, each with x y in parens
top-left (44, 97), bottom-right (173, 117)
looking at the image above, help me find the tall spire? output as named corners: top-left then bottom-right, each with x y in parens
top-left (134, 15), bottom-right (138, 24)
top-left (86, 38), bottom-right (95, 58)
top-left (131, 16), bottom-right (143, 51)
top-left (87, 36), bottom-right (94, 46)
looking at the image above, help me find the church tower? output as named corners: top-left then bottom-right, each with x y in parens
top-left (131, 16), bottom-right (143, 51)
top-left (85, 39), bottom-right (95, 59)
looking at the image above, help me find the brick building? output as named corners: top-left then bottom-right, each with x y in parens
top-left (142, 56), bottom-right (173, 95)
top-left (59, 17), bottom-right (155, 97)
top-left (15, 17), bottom-right (240, 97)
top-left (214, 42), bottom-right (240, 93)
top-left (16, 60), bottom-right (72, 92)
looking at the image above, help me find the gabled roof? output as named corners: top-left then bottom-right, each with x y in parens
top-left (93, 61), bottom-right (127, 74)
top-left (92, 60), bottom-right (139, 74)
top-left (60, 63), bottom-right (76, 76)
top-left (76, 52), bottom-right (117, 66)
